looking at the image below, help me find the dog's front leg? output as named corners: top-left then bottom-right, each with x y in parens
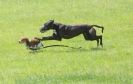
top-left (41, 35), bottom-right (62, 41)
top-left (41, 36), bottom-right (55, 40)
top-left (35, 36), bottom-right (58, 41)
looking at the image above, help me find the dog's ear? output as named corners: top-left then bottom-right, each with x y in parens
top-left (50, 20), bottom-right (54, 24)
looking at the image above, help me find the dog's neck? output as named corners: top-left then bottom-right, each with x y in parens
top-left (53, 23), bottom-right (61, 30)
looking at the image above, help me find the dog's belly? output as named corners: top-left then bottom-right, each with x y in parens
top-left (63, 34), bottom-right (81, 39)
top-left (29, 42), bottom-right (43, 49)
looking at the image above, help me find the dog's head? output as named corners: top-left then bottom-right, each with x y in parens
top-left (40, 20), bottom-right (54, 33)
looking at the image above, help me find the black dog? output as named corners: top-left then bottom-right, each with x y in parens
top-left (39, 20), bottom-right (104, 47)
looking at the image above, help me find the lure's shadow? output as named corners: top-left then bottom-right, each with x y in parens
top-left (43, 45), bottom-right (82, 49)
top-left (29, 45), bottom-right (106, 53)
top-left (29, 44), bottom-right (83, 53)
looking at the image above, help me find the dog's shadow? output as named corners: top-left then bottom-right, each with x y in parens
top-left (90, 47), bottom-right (106, 51)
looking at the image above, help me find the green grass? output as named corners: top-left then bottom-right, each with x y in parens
top-left (0, 0), bottom-right (133, 84)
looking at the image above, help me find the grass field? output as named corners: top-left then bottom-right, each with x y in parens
top-left (0, 0), bottom-right (133, 84)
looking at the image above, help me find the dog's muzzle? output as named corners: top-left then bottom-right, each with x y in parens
top-left (40, 30), bottom-right (44, 33)
top-left (40, 28), bottom-right (47, 33)
top-left (40, 27), bottom-right (45, 33)
top-left (18, 40), bottom-right (23, 44)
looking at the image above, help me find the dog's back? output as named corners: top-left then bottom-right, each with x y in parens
top-left (30, 39), bottom-right (40, 45)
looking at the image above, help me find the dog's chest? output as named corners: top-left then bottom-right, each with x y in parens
top-left (27, 42), bottom-right (43, 50)
top-left (54, 25), bottom-right (70, 36)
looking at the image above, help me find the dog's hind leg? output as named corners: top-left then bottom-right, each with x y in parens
top-left (88, 28), bottom-right (103, 47)
top-left (95, 35), bottom-right (103, 47)
top-left (96, 39), bottom-right (99, 47)
top-left (98, 35), bottom-right (103, 47)
top-left (83, 33), bottom-right (97, 45)
top-left (83, 33), bottom-right (102, 47)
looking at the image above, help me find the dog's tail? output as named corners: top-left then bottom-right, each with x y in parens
top-left (91, 25), bottom-right (104, 33)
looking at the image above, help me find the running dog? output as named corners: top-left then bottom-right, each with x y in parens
top-left (38, 20), bottom-right (104, 47)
